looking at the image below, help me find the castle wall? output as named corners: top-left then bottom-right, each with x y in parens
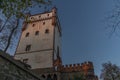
top-left (59, 62), bottom-right (94, 75)
top-left (61, 72), bottom-right (84, 80)
top-left (16, 19), bottom-right (54, 53)
top-left (13, 8), bottom-right (98, 80)
top-left (15, 10), bottom-right (56, 69)
top-left (61, 72), bottom-right (98, 80)
top-left (58, 62), bottom-right (98, 80)
top-left (0, 51), bottom-right (44, 80)
top-left (14, 50), bottom-right (53, 69)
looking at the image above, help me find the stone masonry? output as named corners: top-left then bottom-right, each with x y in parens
top-left (0, 50), bottom-right (44, 80)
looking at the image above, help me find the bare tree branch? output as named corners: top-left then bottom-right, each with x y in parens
top-left (4, 19), bottom-right (20, 52)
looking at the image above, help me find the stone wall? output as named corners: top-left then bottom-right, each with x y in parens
top-left (58, 61), bottom-right (94, 75)
top-left (0, 51), bottom-right (44, 80)
top-left (61, 72), bottom-right (98, 80)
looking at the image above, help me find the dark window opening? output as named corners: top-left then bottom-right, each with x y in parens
top-left (25, 45), bottom-right (31, 51)
top-left (47, 14), bottom-right (49, 16)
top-left (25, 32), bottom-right (29, 37)
top-left (35, 31), bottom-right (39, 35)
top-left (43, 22), bottom-right (45, 25)
top-left (45, 29), bottom-right (49, 34)
top-left (32, 24), bottom-right (35, 27)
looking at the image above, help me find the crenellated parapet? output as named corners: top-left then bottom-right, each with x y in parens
top-left (58, 61), bottom-right (94, 75)
top-left (23, 7), bottom-right (57, 23)
top-left (22, 7), bottom-right (59, 32)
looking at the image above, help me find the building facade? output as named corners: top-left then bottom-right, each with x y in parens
top-left (14, 8), bottom-right (98, 80)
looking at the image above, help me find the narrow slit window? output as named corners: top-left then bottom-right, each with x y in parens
top-left (25, 32), bottom-right (29, 37)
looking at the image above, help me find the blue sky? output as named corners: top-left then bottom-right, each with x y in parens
top-left (8, 0), bottom-right (120, 78)
top-left (52, 0), bottom-right (120, 78)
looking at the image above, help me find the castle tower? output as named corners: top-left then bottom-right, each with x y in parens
top-left (14, 7), bottom-right (62, 70)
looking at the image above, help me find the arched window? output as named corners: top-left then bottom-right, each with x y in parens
top-left (45, 29), bottom-right (49, 34)
top-left (25, 32), bottom-right (29, 37)
top-left (35, 31), bottom-right (39, 35)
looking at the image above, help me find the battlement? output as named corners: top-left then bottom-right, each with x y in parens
top-left (25, 7), bottom-right (57, 22)
top-left (58, 61), bottom-right (94, 75)
top-left (22, 7), bottom-right (59, 32)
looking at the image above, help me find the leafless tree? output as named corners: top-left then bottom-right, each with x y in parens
top-left (0, 0), bottom-right (52, 53)
top-left (100, 62), bottom-right (120, 80)
top-left (106, 0), bottom-right (120, 37)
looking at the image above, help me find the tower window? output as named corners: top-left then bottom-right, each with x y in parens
top-left (45, 29), bottom-right (49, 34)
top-left (32, 24), bottom-right (35, 27)
top-left (43, 22), bottom-right (45, 25)
top-left (31, 17), bottom-right (33, 19)
top-left (35, 31), bottom-right (39, 35)
top-left (25, 32), bottom-right (29, 37)
top-left (47, 14), bottom-right (49, 16)
top-left (39, 15), bottom-right (41, 18)
top-left (25, 45), bottom-right (31, 51)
